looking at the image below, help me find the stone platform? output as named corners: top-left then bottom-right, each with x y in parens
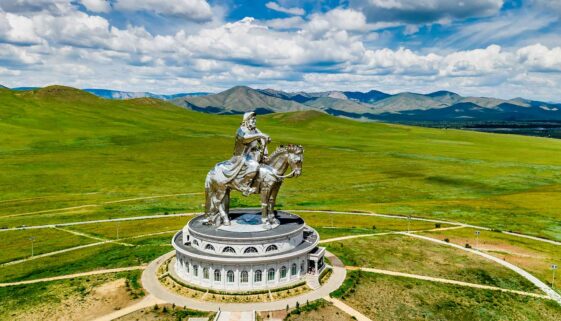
top-left (172, 209), bottom-right (325, 292)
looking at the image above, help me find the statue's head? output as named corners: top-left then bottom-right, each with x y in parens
top-left (242, 112), bottom-right (257, 130)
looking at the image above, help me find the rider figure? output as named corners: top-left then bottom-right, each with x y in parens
top-left (233, 112), bottom-right (270, 196)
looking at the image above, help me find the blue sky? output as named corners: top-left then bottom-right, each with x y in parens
top-left (0, 0), bottom-right (560, 101)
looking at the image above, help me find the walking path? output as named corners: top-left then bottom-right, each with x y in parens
top-left (289, 209), bottom-right (561, 246)
top-left (402, 232), bottom-right (561, 304)
top-left (319, 232), bottom-right (395, 244)
top-left (141, 251), bottom-right (346, 312)
top-left (0, 265), bottom-right (146, 287)
top-left (92, 294), bottom-right (166, 321)
top-left (0, 212), bottom-right (198, 232)
top-left (1, 228), bottom-right (167, 267)
top-left (319, 226), bottom-right (467, 244)
top-left (216, 311), bottom-right (254, 321)
top-left (348, 266), bottom-right (550, 300)
top-left (1, 193), bottom-right (202, 218)
top-left (1, 241), bottom-right (108, 267)
top-left (324, 296), bottom-right (372, 321)
top-left (54, 226), bottom-right (134, 246)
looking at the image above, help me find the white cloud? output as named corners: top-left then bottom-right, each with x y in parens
top-left (0, 12), bottom-right (42, 44)
top-left (0, 0), bottom-right (73, 14)
top-left (261, 16), bottom-right (305, 29)
top-left (517, 44), bottom-right (561, 72)
top-left (79, 0), bottom-right (111, 13)
top-left (350, 0), bottom-right (503, 24)
top-left (114, 0), bottom-right (212, 22)
top-left (265, 2), bottom-right (305, 16)
top-left (439, 10), bottom-right (558, 49)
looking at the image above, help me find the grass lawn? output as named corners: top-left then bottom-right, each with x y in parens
top-left (324, 234), bottom-right (538, 292)
top-left (0, 270), bottom-right (143, 320)
top-left (283, 299), bottom-right (354, 321)
top-left (0, 240), bottom-right (172, 283)
top-left (300, 211), bottom-right (445, 232)
top-left (0, 227), bottom-right (96, 264)
top-left (419, 227), bottom-right (561, 291)
top-left (66, 216), bottom-right (191, 239)
top-left (1, 87), bottom-right (561, 241)
top-left (337, 272), bottom-right (561, 321)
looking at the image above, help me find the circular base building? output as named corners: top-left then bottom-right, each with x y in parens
top-left (172, 209), bottom-right (325, 292)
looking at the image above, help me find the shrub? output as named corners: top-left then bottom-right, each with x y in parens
top-left (372, 225), bottom-right (376, 230)
top-left (444, 238), bottom-right (450, 243)
top-left (465, 243), bottom-right (472, 249)
top-left (435, 223), bottom-right (441, 228)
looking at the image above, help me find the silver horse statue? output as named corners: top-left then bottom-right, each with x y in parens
top-left (204, 113), bottom-right (303, 227)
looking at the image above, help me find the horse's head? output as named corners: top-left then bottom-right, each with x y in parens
top-left (268, 144), bottom-right (304, 178)
top-left (285, 144), bottom-right (304, 177)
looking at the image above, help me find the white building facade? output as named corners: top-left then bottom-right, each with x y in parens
top-left (172, 210), bottom-right (325, 292)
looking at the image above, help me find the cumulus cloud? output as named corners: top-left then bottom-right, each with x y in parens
top-left (114, 0), bottom-right (213, 22)
top-left (0, 2), bottom-right (561, 102)
top-left (517, 44), bottom-right (561, 72)
top-left (349, 0), bottom-right (503, 24)
top-left (79, 0), bottom-right (111, 13)
top-left (0, 12), bottom-right (42, 45)
top-left (0, 0), bottom-right (73, 14)
top-left (265, 2), bottom-right (305, 16)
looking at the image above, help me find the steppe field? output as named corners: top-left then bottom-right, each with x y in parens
top-left (1, 86), bottom-right (561, 320)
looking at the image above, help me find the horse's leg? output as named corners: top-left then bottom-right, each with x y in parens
top-left (218, 187), bottom-right (230, 226)
top-left (260, 184), bottom-right (271, 224)
top-left (268, 182), bottom-right (280, 213)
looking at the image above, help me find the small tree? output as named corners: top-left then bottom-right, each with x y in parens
top-left (444, 238), bottom-right (450, 243)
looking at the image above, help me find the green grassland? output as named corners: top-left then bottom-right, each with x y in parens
top-left (337, 272), bottom-right (561, 321)
top-left (0, 227), bottom-right (96, 263)
top-left (419, 227), bottom-right (561, 290)
top-left (0, 270), bottom-right (143, 320)
top-left (299, 211), bottom-right (446, 239)
top-left (66, 216), bottom-right (190, 239)
top-left (0, 242), bottom-right (170, 283)
top-left (1, 86), bottom-right (561, 241)
top-left (324, 234), bottom-right (538, 292)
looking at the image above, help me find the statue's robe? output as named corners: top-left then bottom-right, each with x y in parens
top-left (210, 126), bottom-right (267, 190)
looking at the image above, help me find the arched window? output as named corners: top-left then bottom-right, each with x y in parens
top-left (193, 265), bottom-right (198, 277)
top-left (186, 263), bottom-right (190, 273)
top-left (193, 239), bottom-right (199, 246)
top-left (280, 266), bottom-right (287, 279)
top-left (265, 245), bottom-right (278, 252)
top-left (291, 263), bottom-right (297, 276)
top-left (227, 270), bottom-right (235, 283)
top-left (254, 270), bottom-right (262, 283)
top-left (244, 247), bottom-right (258, 254)
top-left (268, 268), bottom-right (275, 281)
top-left (203, 267), bottom-right (209, 279)
top-left (205, 244), bottom-right (215, 251)
top-left (214, 269), bottom-right (221, 282)
top-left (241, 271), bottom-right (248, 283)
top-left (223, 246), bottom-right (236, 254)
top-left (301, 260), bottom-right (305, 272)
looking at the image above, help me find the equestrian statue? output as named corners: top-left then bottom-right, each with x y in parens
top-left (204, 112), bottom-right (303, 227)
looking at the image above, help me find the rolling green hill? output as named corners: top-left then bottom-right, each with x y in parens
top-left (2, 86), bottom-right (561, 240)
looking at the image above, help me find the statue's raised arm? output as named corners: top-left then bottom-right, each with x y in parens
top-left (204, 112), bottom-right (303, 227)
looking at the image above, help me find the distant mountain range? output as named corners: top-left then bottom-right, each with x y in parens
top-left (174, 86), bottom-right (561, 122)
top-left (8, 87), bottom-right (208, 101)
top-left (4, 84), bottom-right (560, 122)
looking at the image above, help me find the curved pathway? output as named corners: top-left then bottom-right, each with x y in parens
top-left (0, 265), bottom-right (146, 287)
top-left (288, 209), bottom-right (561, 246)
top-left (348, 266), bottom-right (550, 299)
top-left (403, 232), bottom-right (561, 304)
top-left (141, 250), bottom-right (346, 312)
